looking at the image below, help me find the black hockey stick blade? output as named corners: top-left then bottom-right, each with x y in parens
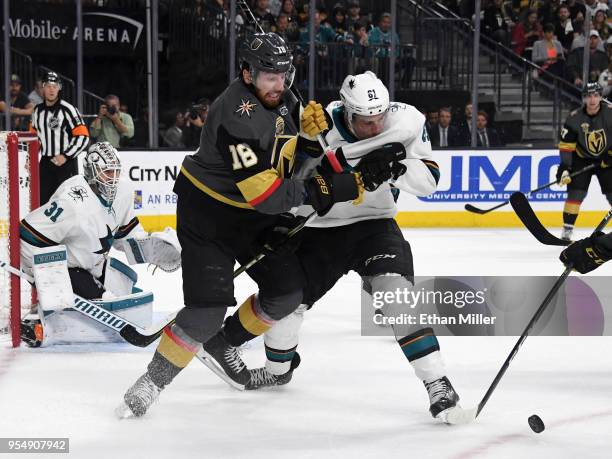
top-left (464, 201), bottom-right (509, 215)
top-left (509, 192), bottom-right (569, 246)
top-left (119, 316), bottom-right (176, 347)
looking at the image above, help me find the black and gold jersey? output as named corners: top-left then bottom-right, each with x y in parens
top-left (180, 78), bottom-right (319, 215)
top-left (559, 104), bottom-right (612, 160)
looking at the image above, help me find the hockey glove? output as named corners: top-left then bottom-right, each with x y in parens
top-left (305, 172), bottom-right (363, 216)
top-left (356, 142), bottom-right (408, 192)
top-left (301, 101), bottom-right (328, 139)
top-left (556, 163), bottom-right (572, 185)
top-left (559, 231), bottom-right (612, 273)
top-left (258, 213), bottom-right (307, 256)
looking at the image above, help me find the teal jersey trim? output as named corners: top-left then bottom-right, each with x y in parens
top-left (332, 106), bottom-right (358, 144)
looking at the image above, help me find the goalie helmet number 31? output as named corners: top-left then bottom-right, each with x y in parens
top-left (230, 144), bottom-right (258, 170)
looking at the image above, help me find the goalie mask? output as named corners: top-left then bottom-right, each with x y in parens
top-left (84, 142), bottom-right (122, 207)
top-left (339, 71), bottom-right (390, 137)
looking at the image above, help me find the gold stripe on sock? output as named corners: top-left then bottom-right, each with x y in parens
top-left (157, 327), bottom-right (197, 368)
top-left (237, 295), bottom-right (273, 336)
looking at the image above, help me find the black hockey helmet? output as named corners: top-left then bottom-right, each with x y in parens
top-left (582, 82), bottom-right (603, 96)
top-left (42, 71), bottom-right (62, 89)
top-left (239, 32), bottom-right (293, 74)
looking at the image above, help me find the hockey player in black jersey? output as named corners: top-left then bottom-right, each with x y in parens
top-left (117, 32), bottom-right (362, 418)
top-left (557, 82), bottom-right (612, 241)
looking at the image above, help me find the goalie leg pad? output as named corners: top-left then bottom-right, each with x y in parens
top-left (32, 245), bottom-right (74, 312)
top-left (104, 257), bottom-right (138, 297)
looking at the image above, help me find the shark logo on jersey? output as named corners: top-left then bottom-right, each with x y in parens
top-left (94, 225), bottom-right (115, 255)
top-left (48, 116), bottom-right (60, 129)
top-left (68, 186), bottom-right (88, 202)
top-left (235, 98), bottom-right (257, 118)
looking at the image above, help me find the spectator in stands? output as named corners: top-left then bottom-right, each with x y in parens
top-left (120, 103), bottom-right (129, 114)
top-left (352, 20), bottom-right (370, 59)
top-left (269, 0), bottom-right (282, 17)
top-left (592, 9), bottom-right (610, 41)
top-left (476, 111), bottom-right (502, 147)
top-left (567, 30), bottom-right (609, 87)
top-left (512, 9), bottom-right (543, 59)
top-left (584, 0), bottom-right (601, 16)
top-left (533, 24), bottom-right (565, 79)
top-left (570, 25), bottom-right (605, 51)
top-left (565, 0), bottom-right (586, 21)
top-left (28, 78), bottom-right (43, 106)
top-left (182, 97), bottom-right (209, 149)
top-left (0, 74), bottom-right (34, 131)
top-left (483, 0), bottom-right (512, 47)
top-left (598, 59), bottom-right (612, 97)
top-left (456, 102), bottom-right (473, 146)
top-left (606, 36), bottom-right (612, 60)
top-left (276, 13), bottom-right (300, 42)
top-left (368, 12), bottom-right (400, 58)
top-left (425, 108), bottom-right (439, 139)
top-left (297, 2), bottom-right (310, 28)
top-left (253, 0), bottom-right (277, 32)
top-left (162, 111), bottom-right (186, 148)
top-left (554, 4), bottom-right (576, 53)
top-left (538, 0), bottom-right (561, 26)
top-left (279, 0), bottom-right (297, 21)
top-left (329, 3), bottom-right (348, 35)
top-left (430, 107), bottom-right (463, 148)
top-left (299, 10), bottom-right (352, 46)
top-left (90, 94), bottom-right (134, 148)
top-left (346, 0), bottom-right (365, 35)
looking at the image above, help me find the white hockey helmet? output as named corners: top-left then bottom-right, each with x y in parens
top-left (84, 142), bottom-right (122, 207)
top-left (339, 71), bottom-right (390, 132)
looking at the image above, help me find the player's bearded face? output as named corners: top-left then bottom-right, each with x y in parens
top-left (253, 71), bottom-right (285, 108)
top-left (351, 112), bottom-right (387, 140)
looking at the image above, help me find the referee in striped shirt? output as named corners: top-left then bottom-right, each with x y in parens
top-left (30, 72), bottom-right (90, 203)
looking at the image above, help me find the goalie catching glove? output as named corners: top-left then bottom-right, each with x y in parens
top-left (122, 227), bottom-right (182, 272)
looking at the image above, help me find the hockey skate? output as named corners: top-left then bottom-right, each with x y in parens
top-left (20, 312), bottom-right (45, 348)
top-left (246, 353), bottom-right (301, 390)
top-left (561, 225), bottom-right (573, 242)
top-left (116, 372), bottom-right (163, 418)
top-left (199, 331), bottom-right (250, 390)
top-left (424, 376), bottom-right (460, 421)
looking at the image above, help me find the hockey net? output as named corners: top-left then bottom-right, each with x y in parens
top-left (0, 132), bottom-right (39, 347)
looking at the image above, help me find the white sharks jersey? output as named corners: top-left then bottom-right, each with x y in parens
top-left (20, 175), bottom-right (144, 279)
top-left (303, 101), bottom-right (440, 227)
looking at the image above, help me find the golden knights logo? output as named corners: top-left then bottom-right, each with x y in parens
top-left (586, 129), bottom-right (607, 156)
top-left (270, 135), bottom-right (297, 178)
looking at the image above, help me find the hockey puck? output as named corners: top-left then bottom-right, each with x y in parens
top-left (528, 414), bottom-right (545, 433)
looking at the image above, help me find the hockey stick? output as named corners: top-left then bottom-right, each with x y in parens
top-left (465, 164), bottom-right (597, 215)
top-left (0, 259), bottom-right (169, 346)
top-left (446, 208), bottom-right (612, 425)
top-left (510, 192), bottom-right (570, 246)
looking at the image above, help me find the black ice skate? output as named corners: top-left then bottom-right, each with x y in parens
top-left (246, 353), bottom-right (301, 390)
top-left (116, 372), bottom-right (163, 418)
top-left (199, 331), bottom-right (250, 390)
top-left (424, 376), bottom-right (460, 420)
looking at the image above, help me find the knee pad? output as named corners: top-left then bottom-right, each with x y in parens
top-left (259, 289), bottom-right (303, 321)
top-left (175, 306), bottom-right (227, 343)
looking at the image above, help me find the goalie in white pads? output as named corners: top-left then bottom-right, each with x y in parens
top-left (204, 72), bottom-right (462, 422)
top-left (19, 142), bottom-right (181, 347)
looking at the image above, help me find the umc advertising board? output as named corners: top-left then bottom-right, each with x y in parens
top-left (120, 149), bottom-right (609, 231)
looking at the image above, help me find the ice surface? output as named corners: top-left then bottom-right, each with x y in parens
top-left (1, 229), bottom-right (611, 459)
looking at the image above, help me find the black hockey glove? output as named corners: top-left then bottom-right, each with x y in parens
top-left (559, 231), bottom-right (612, 273)
top-left (556, 163), bottom-right (572, 185)
top-left (258, 213), bottom-right (307, 256)
top-left (356, 142), bottom-right (407, 192)
top-left (305, 172), bottom-right (362, 216)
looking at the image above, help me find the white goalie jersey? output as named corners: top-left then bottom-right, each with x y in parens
top-left (20, 175), bottom-right (145, 279)
top-left (302, 100), bottom-right (439, 227)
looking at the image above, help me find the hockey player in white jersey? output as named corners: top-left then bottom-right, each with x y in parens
top-left (205, 72), bottom-right (461, 422)
top-left (19, 142), bottom-right (181, 347)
